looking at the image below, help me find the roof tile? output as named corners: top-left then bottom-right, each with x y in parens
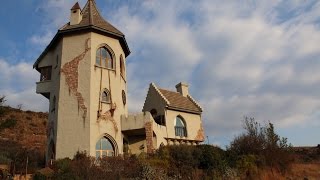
top-left (61, 0), bottom-right (124, 36)
top-left (159, 89), bottom-right (202, 113)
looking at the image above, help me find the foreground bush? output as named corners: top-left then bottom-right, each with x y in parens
top-left (33, 117), bottom-right (294, 179)
top-left (227, 117), bottom-right (293, 177)
top-left (43, 145), bottom-right (229, 179)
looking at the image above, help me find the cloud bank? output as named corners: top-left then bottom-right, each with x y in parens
top-left (2, 0), bottom-right (320, 146)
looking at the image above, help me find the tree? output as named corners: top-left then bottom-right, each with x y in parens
top-left (227, 117), bottom-right (293, 174)
top-left (0, 96), bottom-right (6, 118)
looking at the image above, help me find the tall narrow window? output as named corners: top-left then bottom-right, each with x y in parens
top-left (175, 116), bottom-right (187, 137)
top-left (51, 96), bottom-right (56, 112)
top-left (96, 47), bottom-right (114, 69)
top-left (120, 55), bottom-right (125, 77)
top-left (101, 89), bottom-right (110, 103)
top-left (95, 137), bottom-right (115, 159)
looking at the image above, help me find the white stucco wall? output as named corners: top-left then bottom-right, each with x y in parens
top-left (165, 109), bottom-right (202, 141)
top-left (89, 32), bottom-right (128, 156)
top-left (55, 33), bottom-right (91, 159)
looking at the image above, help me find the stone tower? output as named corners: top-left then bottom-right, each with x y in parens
top-left (34, 0), bottom-right (130, 161)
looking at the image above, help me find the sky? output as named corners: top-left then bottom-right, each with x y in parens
top-left (0, 0), bottom-right (320, 148)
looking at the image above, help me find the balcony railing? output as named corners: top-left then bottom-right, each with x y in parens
top-left (175, 126), bottom-right (187, 137)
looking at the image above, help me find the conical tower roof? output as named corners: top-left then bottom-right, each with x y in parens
top-left (61, 0), bottom-right (124, 36)
top-left (34, 0), bottom-right (130, 69)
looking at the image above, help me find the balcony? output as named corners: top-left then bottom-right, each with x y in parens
top-left (36, 66), bottom-right (52, 98)
top-left (36, 81), bottom-right (51, 98)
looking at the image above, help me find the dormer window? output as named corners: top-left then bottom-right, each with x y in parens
top-left (96, 47), bottom-right (114, 69)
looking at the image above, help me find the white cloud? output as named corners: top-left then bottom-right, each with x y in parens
top-left (22, 0), bottom-right (320, 146)
top-left (0, 59), bottom-right (48, 112)
top-left (106, 0), bottom-right (320, 145)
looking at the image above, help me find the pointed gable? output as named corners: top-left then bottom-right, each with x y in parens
top-left (143, 83), bottom-right (202, 115)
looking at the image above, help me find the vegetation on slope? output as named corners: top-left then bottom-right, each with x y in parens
top-left (0, 96), bottom-right (47, 175)
top-left (0, 96), bottom-right (319, 179)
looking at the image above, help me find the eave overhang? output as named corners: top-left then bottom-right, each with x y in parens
top-left (33, 25), bottom-right (131, 70)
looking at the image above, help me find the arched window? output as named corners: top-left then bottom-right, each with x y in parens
top-left (96, 47), bottom-right (114, 69)
top-left (175, 116), bottom-right (187, 137)
top-left (120, 55), bottom-right (125, 76)
top-left (101, 89), bottom-right (110, 103)
top-left (95, 137), bottom-right (115, 158)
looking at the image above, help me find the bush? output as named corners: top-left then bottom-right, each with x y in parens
top-left (0, 96), bottom-right (6, 118)
top-left (228, 117), bottom-right (293, 174)
top-left (236, 155), bottom-right (258, 179)
top-left (0, 118), bottom-right (17, 131)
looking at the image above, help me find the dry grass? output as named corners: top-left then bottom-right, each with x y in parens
top-left (0, 107), bottom-right (47, 151)
top-left (255, 163), bottom-right (320, 180)
top-left (287, 163), bottom-right (320, 180)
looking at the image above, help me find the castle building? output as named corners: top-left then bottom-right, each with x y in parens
top-left (34, 0), bottom-right (204, 162)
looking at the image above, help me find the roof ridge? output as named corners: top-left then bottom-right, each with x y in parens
top-left (187, 95), bottom-right (203, 112)
top-left (158, 88), bottom-right (180, 94)
top-left (151, 83), bottom-right (170, 105)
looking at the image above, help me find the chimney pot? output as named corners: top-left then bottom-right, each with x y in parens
top-left (175, 82), bottom-right (189, 97)
top-left (70, 2), bottom-right (82, 25)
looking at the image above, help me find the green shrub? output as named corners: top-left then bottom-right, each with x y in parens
top-left (0, 96), bottom-right (6, 118)
top-left (0, 118), bottom-right (17, 130)
top-left (228, 117), bottom-right (293, 174)
top-left (236, 154), bottom-right (258, 178)
top-left (0, 152), bottom-right (11, 164)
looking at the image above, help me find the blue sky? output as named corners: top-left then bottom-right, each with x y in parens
top-left (0, 0), bottom-right (320, 148)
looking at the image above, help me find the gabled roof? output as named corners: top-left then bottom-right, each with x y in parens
top-left (151, 84), bottom-right (202, 114)
top-left (33, 0), bottom-right (130, 69)
top-left (158, 89), bottom-right (202, 114)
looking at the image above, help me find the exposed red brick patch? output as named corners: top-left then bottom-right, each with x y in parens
top-left (145, 121), bottom-right (154, 153)
top-left (97, 103), bottom-right (118, 132)
top-left (195, 123), bottom-right (205, 141)
top-left (61, 38), bottom-right (91, 119)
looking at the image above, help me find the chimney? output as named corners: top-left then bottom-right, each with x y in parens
top-left (175, 82), bottom-right (189, 97)
top-left (70, 2), bottom-right (82, 25)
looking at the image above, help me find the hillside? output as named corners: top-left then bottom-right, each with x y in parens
top-left (0, 105), bottom-right (319, 179)
top-left (0, 106), bottom-right (47, 172)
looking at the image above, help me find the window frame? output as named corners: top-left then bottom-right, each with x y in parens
top-left (39, 66), bottom-right (52, 82)
top-left (174, 116), bottom-right (187, 137)
top-left (101, 89), bottom-right (111, 103)
top-left (95, 136), bottom-right (115, 159)
top-left (95, 45), bottom-right (115, 70)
